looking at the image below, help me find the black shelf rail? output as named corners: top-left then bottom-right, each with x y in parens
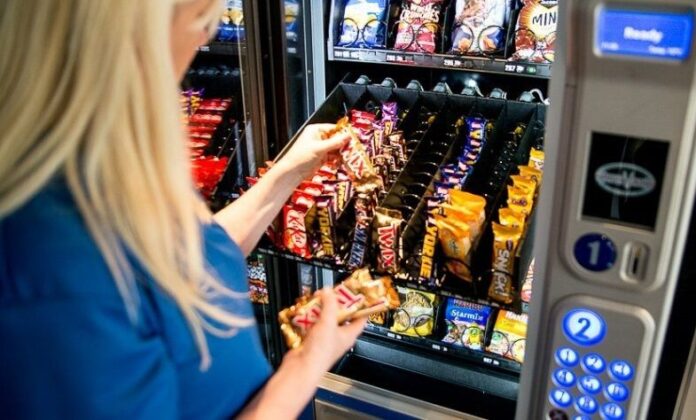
top-left (329, 47), bottom-right (552, 79)
top-left (363, 324), bottom-right (522, 374)
top-left (198, 41), bottom-right (245, 56)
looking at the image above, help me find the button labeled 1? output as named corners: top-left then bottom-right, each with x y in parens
top-left (562, 309), bottom-right (607, 346)
top-left (574, 234), bottom-right (617, 272)
top-left (556, 347), bottom-right (579, 367)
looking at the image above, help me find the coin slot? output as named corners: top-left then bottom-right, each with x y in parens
top-left (621, 242), bottom-right (649, 283)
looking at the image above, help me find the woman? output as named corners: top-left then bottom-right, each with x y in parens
top-left (0, 0), bottom-right (367, 418)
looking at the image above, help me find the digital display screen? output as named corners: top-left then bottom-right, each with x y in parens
top-left (582, 133), bottom-right (669, 230)
top-left (596, 7), bottom-right (694, 61)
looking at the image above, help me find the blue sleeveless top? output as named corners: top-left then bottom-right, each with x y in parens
top-left (0, 180), bottom-right (272, 419)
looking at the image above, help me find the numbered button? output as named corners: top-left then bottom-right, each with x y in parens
top-left (556, 347), bottom-right (579, 367)
top-left (601, 402), bottom-right (625, 420)
top-left (605, 382), bottom-right (630, 402)
top-left (578, 375), bottom-right (602, 395)
top-left (575, 395), bottom-right (598, 415)
top-left (574, 233), bottom-right (617, 272)
top-left (562, 309), bottom-right (607, 346)
top-left (609, 360), bottom-right (634, 381)
top-left (549, 389), bottom-right (573, 408)
top-left (553, 368), bottom-right (576, 388)
top-left (582, 353), bottom-right (606, 374)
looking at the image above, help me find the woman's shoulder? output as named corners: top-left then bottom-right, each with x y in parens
top-left (0, 180), bottom-right (121, 304)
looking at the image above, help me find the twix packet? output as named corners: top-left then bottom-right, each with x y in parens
top-left (373, 207), bottom-right (403, 274)
top-left (488, 222), bottom-right (523, 304)
top-left (278, 268), bottom-right (400, 349)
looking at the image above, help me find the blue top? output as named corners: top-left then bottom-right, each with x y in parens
top-left (0, 180), bottom-right (272, 419)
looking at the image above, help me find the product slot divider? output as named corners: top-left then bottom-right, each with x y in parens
top-left (468, 105), bottom-right (544, 313)
top-left (377, 93), bottom-right (448, 207)
top-left (394, 99), bottom-right (541, 315)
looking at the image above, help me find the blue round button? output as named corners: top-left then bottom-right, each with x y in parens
top-left (553, 368), bottom-right (576, 388)
top-left (574, 233), bottom-right (617, 272)
top-left (582, 353), bottom-right (606, 374)
top-left (578, 375), bottom-right (602, 394)
top-left (605, 382), bottom-right (630, 402)
top-left (601, 403), bottom-right (625, 420)
top-left (556, 347), bottom-right (579, 367)
top-left (562, 309), bottom-right (607, 346)
top-left (575, 395), bottom-right (598, 415)
top-left (573, 416), bottom-right (591, 420)
top-left (609, 360), bottom-right (634, 381)
top-left (549, 388), bottom-right (573, 408)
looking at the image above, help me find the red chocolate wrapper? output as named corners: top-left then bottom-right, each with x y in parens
top-left (283, 204), bottom-right (312, 259)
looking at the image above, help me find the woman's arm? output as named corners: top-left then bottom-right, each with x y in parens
top-left (214, 124), bottom-right (348, 256)
top-left (237, 289), bottom-right (367, 419)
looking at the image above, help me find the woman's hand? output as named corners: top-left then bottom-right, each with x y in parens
top-left (237, 289), bottom-right (367, 419)
top-left (275, 124), bottom-right (350, 181)
top-left (291, 288), bottom-right (368, 375)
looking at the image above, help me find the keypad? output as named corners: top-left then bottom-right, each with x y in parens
top-left (548, 308), bottom-right (636, 419)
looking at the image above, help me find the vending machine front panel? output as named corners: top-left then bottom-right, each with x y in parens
top-left (518, 1), bottom-right (696, 419)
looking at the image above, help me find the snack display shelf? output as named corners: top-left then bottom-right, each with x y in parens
top-left (363, 323), bottom-right (522, 374)
top-left (257, 244), bottom-right (531, 315)
top-left (198, 41), bottom-right (245, 56)
top-left (329, 47), bottom-right (552, 79)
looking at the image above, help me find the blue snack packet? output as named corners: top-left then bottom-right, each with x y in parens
top-left (442, 298), bottom-right (492, 350)
top-left (218, 0), bottom-right (245, 42)
top-left (337, 0), bottom-right (389, 48)
top-left (285, 0), bottom-right (300, 43)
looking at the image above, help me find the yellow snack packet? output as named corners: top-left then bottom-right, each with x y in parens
top-left (518, 165), bottom-right (543, 186)
top-left (488, 222), bottom-right (523, 304)
top-left (528, 148), bottom-right (545, 171)
top-left (440, 203), bottom-right (483, 241)
top-left (507, 185), bottom-right (534, 215)
top-left (510, 175), bottom-right (537, 196)
top-left (391, 287), bottom-right (437, 337)
top-left (435, 215), bottom-right (474, 282)
top-left (449, 190), bottom-right (487, 218)
top-left (499, 207), bottom-right (526, 229)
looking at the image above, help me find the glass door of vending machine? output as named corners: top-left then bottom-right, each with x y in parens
top-left (255, 0), bottom-right (554, 418)
top-left (180, 0), bottom-right (283, 365)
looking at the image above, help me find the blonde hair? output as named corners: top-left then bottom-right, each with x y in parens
top-left (0, 0), bottom-right (253, 369)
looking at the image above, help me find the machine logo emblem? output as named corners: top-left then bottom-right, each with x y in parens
top-left (594, 162), bottom-right (656, 197)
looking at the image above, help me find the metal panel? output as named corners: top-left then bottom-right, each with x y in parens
top-left (675, 333), bottom-right (696, 419)
top-left (517, 1), bottom-right (696, 419)
top-left (317, 373), bottom-right (481, 420)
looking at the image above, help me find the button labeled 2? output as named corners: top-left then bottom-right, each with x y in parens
top-left (562, 309), bottom-right (607, 346)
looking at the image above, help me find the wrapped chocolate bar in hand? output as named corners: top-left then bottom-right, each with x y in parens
top-left (278, 268), bottom-right (400, 348)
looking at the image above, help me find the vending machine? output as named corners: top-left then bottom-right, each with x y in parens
top-left (193, 0), bottom-right (696, 418)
